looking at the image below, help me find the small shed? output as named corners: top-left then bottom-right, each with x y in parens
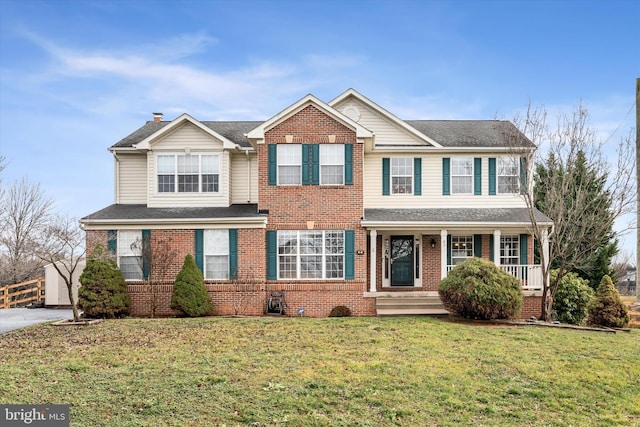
top-left (44, 260), bottom-right (85, 307)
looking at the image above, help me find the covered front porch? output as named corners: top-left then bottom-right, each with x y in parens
top-left (361, 208), bottom-right (553, 316)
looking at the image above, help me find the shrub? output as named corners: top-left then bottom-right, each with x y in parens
top-left (551, 271), bottom-right (594, 324)
top-left (329, 305), bottom-right (352, 317)
top-left (171, 254), bottom-right (213, 317)
top-left (586, 275), bottom-right (630, 328)
top-left (78, 244), bottom-right (130, 318)
top-left (438, 258), bottom-right (523, 320)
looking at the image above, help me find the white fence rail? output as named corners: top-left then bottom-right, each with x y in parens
top-left (446, 264), bottom-right (543, 291)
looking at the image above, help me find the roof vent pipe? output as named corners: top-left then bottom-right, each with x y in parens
top-left (153, 112), bottom-right (163, 122)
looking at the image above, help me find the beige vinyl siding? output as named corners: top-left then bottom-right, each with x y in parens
top-left (116, 153), bottom-right (147, 204)
top-left (364, 153), bottom-right (529, 209)
top-left (230, 151), bottom-right (258, 204)
top-left (145, 122), bottom-right (233, 207)
top-left (149, 122), bottom-right (220, 150)
top-left (333, 98), bottom-right (427, 147)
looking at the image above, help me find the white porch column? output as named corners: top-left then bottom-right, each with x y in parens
top-left (369, 229), bottom-right (377, 292)
top-left (493, 229), bottom-right (502, 266)
top-left (440, 229), bottom-right (448, 279)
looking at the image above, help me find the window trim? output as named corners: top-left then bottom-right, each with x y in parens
top-left (390, 157), bottom-right (413, 195)
top-left (277, 230), bottom-right (345, 280)
top-left (203, 229), bottom-right (229, 280)
top-left (450, 157), bottom-right (473, 195)
top-left (117, 230), bottom-right (143, 281)
top-left (497, 157), bottom-right (519, 194)
top-left (500, 235), bottom-right (520, 265)
top-left (451, 235), bottom-right (474, 265)
top-left (319, 144), bottom-right (345, 186)
top-left (156, 153), bottom-right (220, 194)
top-left (277, 144), bottom-right (302, 186)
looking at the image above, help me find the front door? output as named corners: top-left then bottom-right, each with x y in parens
top-left (390, 236), bottom-right (414, 286)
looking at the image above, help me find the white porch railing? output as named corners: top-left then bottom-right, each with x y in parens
top-left (446, 264), bottom-right (543, 291)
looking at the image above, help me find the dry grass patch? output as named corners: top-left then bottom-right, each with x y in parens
top-left (1, 317), bottom-right (639, 426)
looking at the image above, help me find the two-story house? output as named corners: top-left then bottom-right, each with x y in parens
top-left (81, 89), bottom-right (553, 318)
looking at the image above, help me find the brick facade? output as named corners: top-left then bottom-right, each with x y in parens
top-left (83, 100), bottom-right (547, 319)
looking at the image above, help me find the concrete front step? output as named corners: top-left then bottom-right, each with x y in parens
top-left (375, 294), bottom-right (450, 316)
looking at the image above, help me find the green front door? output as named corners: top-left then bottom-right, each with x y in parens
top-left (391, 236), bottom-right (414, 286)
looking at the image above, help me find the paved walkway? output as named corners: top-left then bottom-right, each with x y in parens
top-left (0, 308), bottom-right (74, 334)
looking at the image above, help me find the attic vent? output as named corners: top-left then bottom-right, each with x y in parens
top-left (342, 106), bottom-right (361, 122)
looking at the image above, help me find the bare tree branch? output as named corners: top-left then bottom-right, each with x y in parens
top-left (0, 178), bottom-right (53, 284)
top-left (36, 214), bottom-right (85, 321)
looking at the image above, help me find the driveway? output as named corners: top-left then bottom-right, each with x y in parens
top-left (0, 308), bottom-right (74, 334)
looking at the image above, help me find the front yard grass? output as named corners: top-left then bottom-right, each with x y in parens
top-left (1, 316), bottom-right (638, 426)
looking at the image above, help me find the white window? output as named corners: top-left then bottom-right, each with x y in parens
top-left (277, 230), bottom-right (344, 279)
top-left (118, 230), bottom-right (143, 280)
top-left (451, 158), bottom-right (473, 194)
top-left (204, 230), bottom-right (229, 280)
top-left (157, 154), bottom-right (219, 193)
top-left (277, 145), bottom-right (302, 185)
top-left (500, 235), bottom-right (519, 265)
top-left (498, 158), bottom-right (519, 194)
top-left (320, 144), bottom-right (344, 185)
top-left (451, 236), bottom-right (473, 265)
top-left (391, 158), bottom-right (413, 194)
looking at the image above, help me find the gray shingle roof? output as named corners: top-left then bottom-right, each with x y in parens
top-left (111, 121), bottom-right (260, 149)
top-left (82, 204), bottom-right (264, 222)
top-left (111, 119), bottom-right (531, 150)
top-left (363, 208), bottom-right (552, 225)
top-left (404, 120), bottom-right (533, 148)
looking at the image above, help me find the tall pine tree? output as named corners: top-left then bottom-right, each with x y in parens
top-left (535, 150), bottom-right (617, 290)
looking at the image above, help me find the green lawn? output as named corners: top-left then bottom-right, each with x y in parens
top-left (1, 316), bottom-right (638, 426)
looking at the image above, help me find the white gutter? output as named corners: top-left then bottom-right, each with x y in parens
top-left (360, 220), bottom-right (554, 229)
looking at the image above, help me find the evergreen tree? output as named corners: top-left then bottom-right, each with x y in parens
top-left (171, 254), bottom-right (213, 317)
top-left (535, 150), bottom-right (617, 290)
top-left (586, 275), bottom-right (630, 328)
top-left (78, 244), bottom-right (130, 318)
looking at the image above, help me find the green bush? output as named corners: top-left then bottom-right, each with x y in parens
top-left (438, 258), bottom-right (523, 320)
top-left (78, 244), bottom-right (130, 318)
top-left (551, 271), bottom-right (594, 324)
top-left (329, 305), bottom-right (352, 317)
top-left (170, 254), bottom-right (213, 317)
top-left (586, 275), bottom-right (630, 328)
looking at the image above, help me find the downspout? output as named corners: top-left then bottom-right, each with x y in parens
top-left (246, 149), bottom-right (251, 203)
top-left (113, 152), bottom-right (120, 204)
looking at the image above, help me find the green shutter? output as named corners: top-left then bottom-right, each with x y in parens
top-left (142, 229), bottom-right (151, 280)
top-left (344, 144), bottom-right (353, 185)
top-left (302, 144), bottom-right (311, 185)
top-left (414, 158), bottom-right (422, 196)
top-left (229, 229), bottom-right (238, 280)
top-left (474, 158), bottom-right (482, 195)
top-left (446, 235), bottom-right (452, 266)
top-left (266, 230), bottom-right (277, 280)
top-left (520, 234), bottom-right (528, 265)
top-left (382, 158), bottom-right (390, 195)
top-left (519, 157), bottom-right (527, 194)
top-left (268, 145), bottom-right (277, 185)
top-left (442, 158), bottom-right (450, 195)
top-left (107, 230), bottom-right (117, 255)
top-left (345, 230), bottom-right (355, 280)
top-left (488, 158), bottom-right (496, 195)
top-left (474, 234), bottom-right (482, 258)
top-left (195, 229), bottom-right (204, 273)
top-left (311, 144), bottom-right (320, 185)
top-left (489, 235), bottom-right (494, 262)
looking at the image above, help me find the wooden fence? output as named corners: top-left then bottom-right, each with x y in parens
top-left (0, 278), bottom-right (45, 309)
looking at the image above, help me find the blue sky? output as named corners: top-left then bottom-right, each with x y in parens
top-left (0, 0), bottom-right (638, 259)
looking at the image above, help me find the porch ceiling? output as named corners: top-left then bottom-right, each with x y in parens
top-left (362, 208), bottom-right (552, 229)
